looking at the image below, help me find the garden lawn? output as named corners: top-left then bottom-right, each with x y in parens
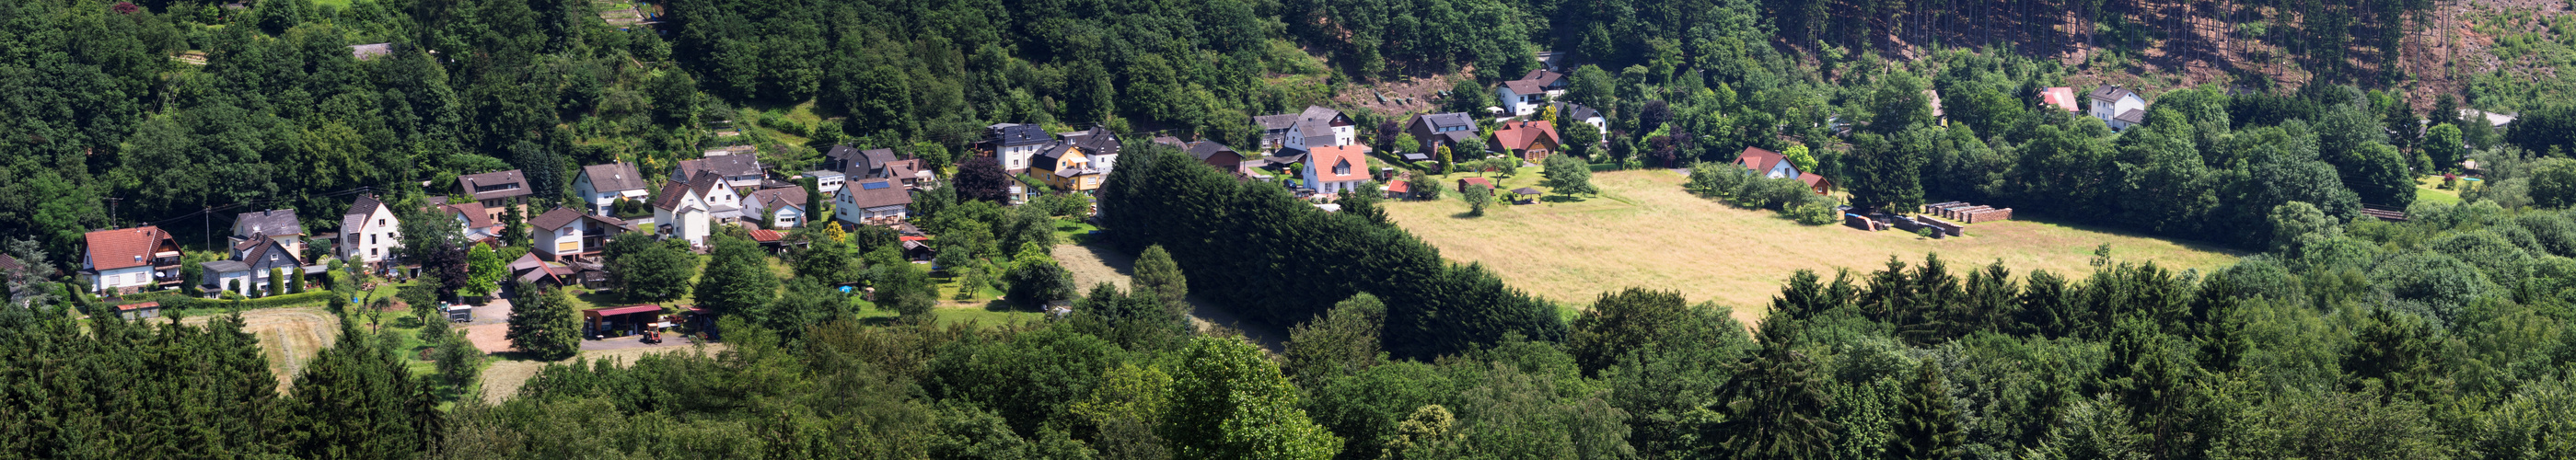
top-left (1382, 169), bottom-right (2242, 325)
top-left (2416, 176), bottom-right (2463, 206)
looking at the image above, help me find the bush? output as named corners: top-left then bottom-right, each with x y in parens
top-left (1791, 198), bottom-right (1842, 225)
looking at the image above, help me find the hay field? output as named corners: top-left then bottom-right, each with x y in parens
top-left (1383, 170), bottom-right (2242, 324)
top-left (478, 344), bottom-right (732, 404)
top-left (177, 307), bottom-right (341, 392)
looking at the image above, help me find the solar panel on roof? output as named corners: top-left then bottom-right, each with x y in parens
top-left (860, 181), bottom-right (891, 190)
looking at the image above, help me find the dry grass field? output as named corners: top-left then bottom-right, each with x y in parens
top-left (1384, 170), bottom-right (2242, 324)
top-left (478, 344), bottom-right (733, 404)
top-left (175, 307), bottom-right (342, 393)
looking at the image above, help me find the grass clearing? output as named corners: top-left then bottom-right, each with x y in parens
top-left (1383, 170), bottom-right (2242, 325)
top-left (2416, 176), bottom-right (2464, 206)
top-left (174, 307), bottom-right (341, 393)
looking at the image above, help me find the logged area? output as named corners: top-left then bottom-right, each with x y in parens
top-left (1385, 171), bottom-right (2241, 319)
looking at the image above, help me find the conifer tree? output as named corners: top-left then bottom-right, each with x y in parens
top-left (1131, 245), bottom-right (1190, 316)
top-left (1887, 361), bottom-right (1965, 460)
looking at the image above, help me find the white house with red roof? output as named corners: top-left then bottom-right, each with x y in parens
top-left (1733, 146), bottom-right (1834, 195)
top-left (1299, 144), bottom-right (1374, 195)
top-left (2038, 86), bottom-right (2081, 113)
top-left (83, 226), bottom-right (183, 294)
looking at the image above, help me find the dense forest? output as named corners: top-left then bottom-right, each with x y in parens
top-left (14, 0), bottom-right (2576, 457)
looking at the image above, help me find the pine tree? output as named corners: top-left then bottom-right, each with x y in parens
top-left (1131, 245), bottom-right (1189, 317)
top-left (1887, 362), bottom-right (1964, 460)
top-left (1705, 316), bottom-right (1838, 460)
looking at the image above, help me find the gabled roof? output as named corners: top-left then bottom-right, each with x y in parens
top-left (443, 202), bottom-right (495, 229)
top-left (1062, 126), bottom-right (1122, 157)
top-left (748, 187), bottom-right (808, 213)
top-left (1387, 179), bottom-right (1410, 193)
top-left (1502, 79), bottom-right (1547, 96)
top-left (342, 194), bottom-right (386, 236)
top-left (1561, 103), bottom-right (1602, 121)
top-left (1304, 145), bottom-right (1371, 184)
top-left (238, 238), bottom-right (298, 266)
top-left (1185, 141), bottom-right (1240, 161)
top-left (1289, 106), bottom-right (1344, 138)
top-left (0, 254), bottom-right (19, 272)
top-left (1417, 112), bottom-right (1476, 131)
top-left (2089, 85), bottom-right (2138, 103)
top-left (1735, 146), bottom-right (1788, 173)
top-left (1491, 121), bottom-right (1560, 151)
top-left (1032, 144), bottom-right (1083, 172)
top-left (1798, 172), bottom-right (1831, 190)
top-left (530, 206), bottom-right (587, 232)
top-left (580, 162), bottom-right (649, 192)
top-left (85, 226), bottom-right (175, 270)
top-left (881, 159), bottom-right (923, 180)
top-left (842, 178), bottom-right (912, 209)
top-left (2114, 109), bottom-right (2148, 125)
top-left (679, 155), bottom-right (762, 178)
top-left (655, 171), bottom-right (726, 211)
top-left (201, 260), bottom-right (250, 273)
top-left (235, 209), bottom-right (302, 238)
top-left (990, 123), bottom-right (1051, 147)
top-left (748, 229), bottom-right (784, 243)
top-left (2039, 87), bottom-right (2081, 112)
top-left (1519, 69), bottom-right (1565, 87)
top-left (1253, 113), bottom-right (1302, 131)
top-left (458, 170), bottom-right (533, 201)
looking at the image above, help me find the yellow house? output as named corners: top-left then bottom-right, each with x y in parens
top-left (1033, 144), bottom-right (1103, 191)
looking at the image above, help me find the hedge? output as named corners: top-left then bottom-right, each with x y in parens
top-left (156, 290), bottom-right (338, 312)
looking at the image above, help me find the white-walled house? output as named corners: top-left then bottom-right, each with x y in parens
top-left (340, 194), bottom-right (401, 266)
top-left (743, 187), bottom-right (810, 229)
top-left (574, 162), bottom-right (651, 216)
top-left (82, 226), bottom-right (182, 294)
top-left (988, 123), bottom-right (1052, 172)
top-left (1268, 106), bottom-right (1356, 152)
top-left (653, 172), bottom-right (728, 248)
top-left (1496, 70), bottom-right (1568, 118)
top-left (230, 209), bottom-right (305, 256)
top-left (836, 178), bottom-right (913, 226)
top-left (2088, 85), bottom-right (2149, 132)
top-left (1299, 145), bottom-right (1373, 195)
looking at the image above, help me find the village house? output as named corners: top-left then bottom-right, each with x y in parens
top-left (653, 172), bottom-right (736, 248)
top-left (230, 209), bottom-right (305, 256)
top-left (827, 145), bottom-right (900, 178)
top-left (574, 162), bottom-right (652, 216)
top-left (1557, 102), bottom-right (1607, 132)
top-left (202, 234), bottom-right (304, 297)
top-left (340, 194), bottom-right (401, 267)
top-left (1299, 144), bottom-right (1373, 195)
top-left (985, 123), bottom-right (1052, 173)
top-left (1733, 146), bottom-right (1834, 195)
top-left (836, 178), bottom-right (914, 226)
top-left (2038, 86), bottom-right (2082, 113)
top-left (742, 187), bottom-right (810, 229)
top-left (804, 169), bottom-right (847, 196)
top-left (1033, 144), bottom-right (1104, 192)
top-left (1489, 121), bottom-right (1562, 163)
top-left (1255, 106), bottom-right (1354, 152)
top-left (1407, 112), bottom-right (1481, 153)
top-left (2089, 85), bottom-right (2149, 132)
top-left (82, 226), bottom-right (182, 294)
top-left (882, 159), bottom-right (933, 190)
top-left (675, 155), bottom-right (765, 190)
top-left (457, 170), bottom-right (532, 224)
top-left (1155, 137), bottom-right (1247, 176)
top-left (529, 206), bottom-right (636, 261)
top-left (1496, 70), bottom-right (1569, 118)
top-left (439, 202), bottom-right (504, 245)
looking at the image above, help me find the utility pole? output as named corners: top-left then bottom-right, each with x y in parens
top-left (104, 198), bottom-right (121, 229)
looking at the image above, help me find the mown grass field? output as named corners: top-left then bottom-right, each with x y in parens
top-left (1383, 169), bottom-right (2243, 325)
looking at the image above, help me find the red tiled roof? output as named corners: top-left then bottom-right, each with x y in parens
top-left (1491, 121), bottom-right (1560, 151)
top-left (585, 305), bottom-right (664, 316)
top-left (748, 229), bottom-right (783, 242)
top-left (85, 226), bottom-right (173, 270)
top-left (1305, 144), bottom-right (1371, 184)
top-left (444, 202), bottom-right (495, 229)
top-left (1387, 179), bottom-right (1410, 193)
top-left (1735, 146), bottom-right (1786, 173)
top-left (1799, 172), bottom-right (1831, 189)
top-left (116, 301), bottom-right (160, 311)
top-left (2039, 87), bottom-right (2080, 112)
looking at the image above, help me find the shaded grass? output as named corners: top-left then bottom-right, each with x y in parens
top-left (1383, 170), bottom-right (2243, 325)
top-left (2416, 176), bottom-right (2464, 206)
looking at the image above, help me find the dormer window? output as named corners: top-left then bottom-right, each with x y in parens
top-left (1333, 160), bottom-right (1351, 176)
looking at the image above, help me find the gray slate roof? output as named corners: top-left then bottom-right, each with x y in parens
top-left (990, 124), bottom-right (1051, 147)
top-left (580, 163), bottom-right (649, 192)
top-left (678, 155), bottom-right (762, 179)
top-left (458, 170), bottom-right (532, 201)
top-left (342, 194), bottom-right (384, 236)
top-left (1419, 112), bottom-right (1476, 131)
top-left (2090, 85), bottom-right (2138, 103)
top-left (235, 209), bottom-right (302, 238)
top-left (529, 206), bottom-right (586, 231)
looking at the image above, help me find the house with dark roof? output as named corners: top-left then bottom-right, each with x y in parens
top-left (1157, 137), bottom-right (1247, 176)
top-left (835, 178), bottom-right (913, 226)
top-left (826, 144), bottom-right (902, 178)
top-left (1489, 121), bottom-right (1562, 163)
top-left (1254, 106), bottom-right (1353, 152)
top-left (574, 162), bottom-right (651, 216)
top-left (231, 209), bottom-right (304, 256)
top-left (2087, 85), bottom-right (2149, 132)
top-left (742, 187), bottom-right (810, 229)
top-left (1497, 70), bottom-right (1568, 117)
top-left (1407, 112), bottom-right (1481, 153)
top-left (985, 123), bottom-right (1054, 172)
top-left (531, 206), bottom-right (636, 261)
top-left (1032, 144), bottom-right (1105, 192)
top-left (341, 194), bottom-right (401, 267)
top-left (1733, 146), bottom-right (1833, 195)
top-left (458, 169), bottom-right (532, 223)
top-left (674, 155), bottom-right (765, 190)
top-left (203, 235), bottom-right (304, 297)
top-left (1556, 102), bottom-right (1607, 132)
top-left (653, 171), bottom-right (737, 247)
top-left (82, 226), bottom-right (182, 294)
top-left (880, 159), bottom-right (933, 190)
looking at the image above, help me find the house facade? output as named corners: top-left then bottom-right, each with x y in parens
top-left (340, 194), bottom-right (401, 266)
top-left (231, 209), bottom-right (304, 256)
top-left (836, 178), bottom-right (913, 225)
top-left (202, 237), bottom-right (303, 296)
top-left (574, 162), bottom-right (651, 216)
top-left (1733, 146), bottom-right (1833, 195)
top-left (1496, 70), bottom-right (1567, 117)
top-left (1033, 144), bottom-right (1104, 192)
top-left (742, 187), bottom-right (810, 229)
top-left (674, 155), bottom-right (766, 190)
top-left (1407, 112), bottom-right (1480, 153)
top-left (531, 206), bottom-right (634, 261)
top-left (1489, 121), bottom-right (1561, 163)
top-left (83, 226), bottom-right (182, 294)
top-left (986, 123), bottom-right (1052, 172)
top-left (652, 172), bottom-right (730, 248)
top-left (2088, 85), bottom-right (2149, 131)
top-left (458, 170), bottom-right (533, 223)
top-left (1299, 145), bottom-right (1372, 194)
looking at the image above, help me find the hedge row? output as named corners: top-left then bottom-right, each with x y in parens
top-left (155, 291), bottom-right (339, 312)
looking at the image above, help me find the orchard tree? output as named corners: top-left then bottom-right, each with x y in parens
top-left (1542, 154), bottom-right (1596, 196)
top-left (464, 244), bottom-right (505, 301)
top-left (506, 285), bottom-right (580, 360)
top-left (604, 232), bottom-right (697, 303)
top-left (1462, 184), bottom-right (1493, 216)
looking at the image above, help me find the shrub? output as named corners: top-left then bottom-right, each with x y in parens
top-left (1791, 198), bottom-right (1842, 225)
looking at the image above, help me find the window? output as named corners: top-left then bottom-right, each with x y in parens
top-left (377, 218), bottom-right (386, 226)
top-left (1333, 160), bottom-right (1351, 176)
top-left (369, 234), bottom-right (377, 244)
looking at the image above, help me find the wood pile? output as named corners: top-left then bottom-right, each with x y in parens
top-left (1923, 201), bottom-right (2014, 224)
top-left (1845, 213), bottom-right (1886, 231)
